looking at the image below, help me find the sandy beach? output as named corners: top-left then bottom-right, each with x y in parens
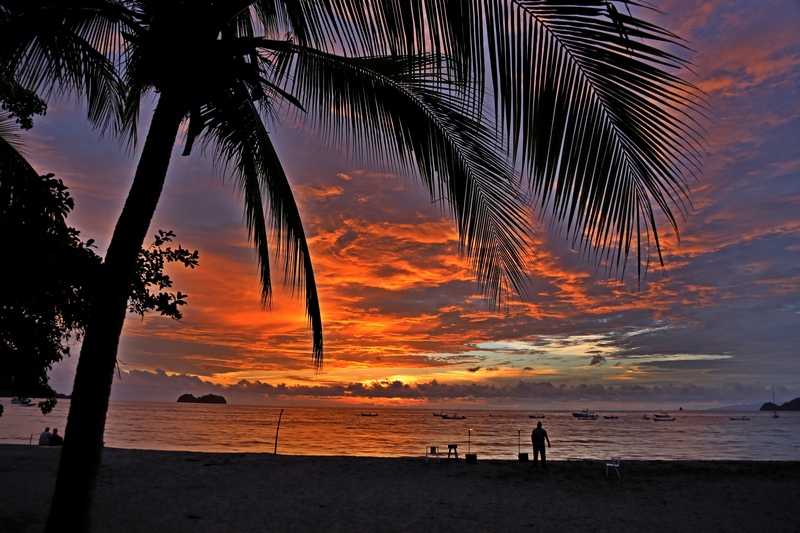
top-left (1, 444), bottom-right (797, 532)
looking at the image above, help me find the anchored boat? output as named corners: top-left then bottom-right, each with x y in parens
top-left (572, 409), bottom-right (598, 420)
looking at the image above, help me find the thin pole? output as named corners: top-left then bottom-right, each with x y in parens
top-left (468, 429), bottom-right (471, 454)
top-left (517, 429), bottom-right (521, 454)
top-left (274, 409), bottom-right (284, 455)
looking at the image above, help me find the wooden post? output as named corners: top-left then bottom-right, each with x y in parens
top-left (274, 409), bottom-right (283, 455)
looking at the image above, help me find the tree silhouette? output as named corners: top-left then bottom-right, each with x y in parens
top-left (2, 1), bottom-right (705, 529)
top-left (0, 172), bottom-right (199, 415)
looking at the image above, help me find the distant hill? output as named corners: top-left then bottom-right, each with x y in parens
top-left (760, 397), bottom-right (800, 411)
top-left (177, 393), bottom-right (227, 404)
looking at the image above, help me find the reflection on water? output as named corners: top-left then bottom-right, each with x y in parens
top-left (1, 400), bottom-right (798, 461)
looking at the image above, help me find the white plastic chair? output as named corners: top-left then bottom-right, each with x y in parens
top-left (606, 456), bottom-right (621, 477)
top-left (425, 446), bottom-right (441, 463)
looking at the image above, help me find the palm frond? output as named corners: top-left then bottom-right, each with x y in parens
top-left (275, 0), bottom-right (706, 276)
top-left (196, 82), bottom-right (324, 369)
top-left (0, 112), bottom-right (39, 183)
top-left (273, 44), bottom-right (531, 305)
top-left (0, 1), bottom-right (131, 138)
top-left (478, 1), bottom-right (706, 274)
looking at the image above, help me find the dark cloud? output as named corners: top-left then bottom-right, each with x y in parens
top-left (589, 355), bottom-right (606, 366)
top-left (105, 369), bottom-right (800, 408)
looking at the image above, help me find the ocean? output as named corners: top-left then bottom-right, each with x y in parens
top-left (2, 400), bottom-right (798, 461)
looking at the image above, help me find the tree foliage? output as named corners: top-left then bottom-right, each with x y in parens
top-left (0, 74), bottom-right (46, 130)
top-left (0, 172), bottom-right (198, 414)
top-left (1, 54), bottom-right (199, 415)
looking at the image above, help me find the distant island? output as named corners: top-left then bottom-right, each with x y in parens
top-left (759, 397), bottom-right (800, 411)
top-left (177, 393), bottom-right (227, 404)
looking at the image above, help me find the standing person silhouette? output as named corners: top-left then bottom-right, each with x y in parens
top-left (531, 421), bottom-right (551, 467)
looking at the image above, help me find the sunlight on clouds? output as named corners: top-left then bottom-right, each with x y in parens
top-left (296, 184), bottom-right (345, 200)
top-left (40, 1), bottom-right (799, 406)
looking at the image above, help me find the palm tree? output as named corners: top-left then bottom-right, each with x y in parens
top-left (2, 1), bottom-right (704, 529)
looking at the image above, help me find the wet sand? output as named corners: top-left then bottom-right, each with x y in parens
top-left (1, 444), bottom-right (797, 532)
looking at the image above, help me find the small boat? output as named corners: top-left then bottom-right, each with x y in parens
top-left (603, 413), bottom-right (619, 419)
top-left (642, 414), bottom-right (651, 420)
top-left (441, 413), bottom-right (466, 419)
top-left (652, 413), bottom-right (676, 421)
top-left (528, 414), bottom-right (546, 419)
top-left (433, 412), bottom-right (446, 417)
top-left (11, 397), bottom-right (36, 406)
top-left (572, 409), bottom-right (598, 420)
top-left (360, 412), bottom-right (378, 417)
top-left (729, 416), bottom-right (750, 421)
top-left (652, 413), bottom-right (673, 418)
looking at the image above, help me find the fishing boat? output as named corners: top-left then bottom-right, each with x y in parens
top-left (729, 416), bottom-right (750, 421)
top-left (572, 409), bottom-right (597, 419)
top-left (528, 414), bottom-right (546, 419)
top-left (433, 412), bottom-right (446, 417)
top-left (652, 413), bottom-right (676, 421)
top-left (603, 413), bottom-right (619, 419)
top-left (441, 413), bottom-right (466, 419)
top-left (360, 412), bottom-right (378, 417)
top-left (11, 397), bottom-right (36, 406)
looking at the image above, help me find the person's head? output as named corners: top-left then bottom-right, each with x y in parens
top-left (52, 429), bottom-right (58, 435)
top-left (45, 427), bottom-right (50, 432)
top-left (537, 421), bottom-right (542, 428)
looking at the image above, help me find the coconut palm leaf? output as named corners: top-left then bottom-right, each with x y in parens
top-left (475, 1), bottom-right (705, 275)
top-left (0, 0), bottom-right (131, 138)
top-left (0, 112), bottom-right (39, 184)
top-left (273, 45), bottom-right (531, 303)
top-left (274, 0), bottom-right (704, 276)
top-left (193, 84), bottom-right (324, 368)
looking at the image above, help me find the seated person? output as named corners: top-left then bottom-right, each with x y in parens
top-left (48, 428), bottom-right (64, 446)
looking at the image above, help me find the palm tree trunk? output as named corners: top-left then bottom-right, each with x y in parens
top-left (45, 91), bottom-right (186, 532)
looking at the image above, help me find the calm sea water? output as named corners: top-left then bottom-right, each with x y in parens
top-left (2, 400), bottom-right (798, 461)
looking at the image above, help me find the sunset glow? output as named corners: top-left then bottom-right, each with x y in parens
top-left (33, 0), bottom-right (800, 409)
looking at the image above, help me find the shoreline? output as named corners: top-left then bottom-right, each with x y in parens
top-left (2, 444), bottom-right (798, 532)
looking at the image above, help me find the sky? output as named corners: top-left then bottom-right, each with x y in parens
top-left (26, 0), bottom-right (800, 409)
